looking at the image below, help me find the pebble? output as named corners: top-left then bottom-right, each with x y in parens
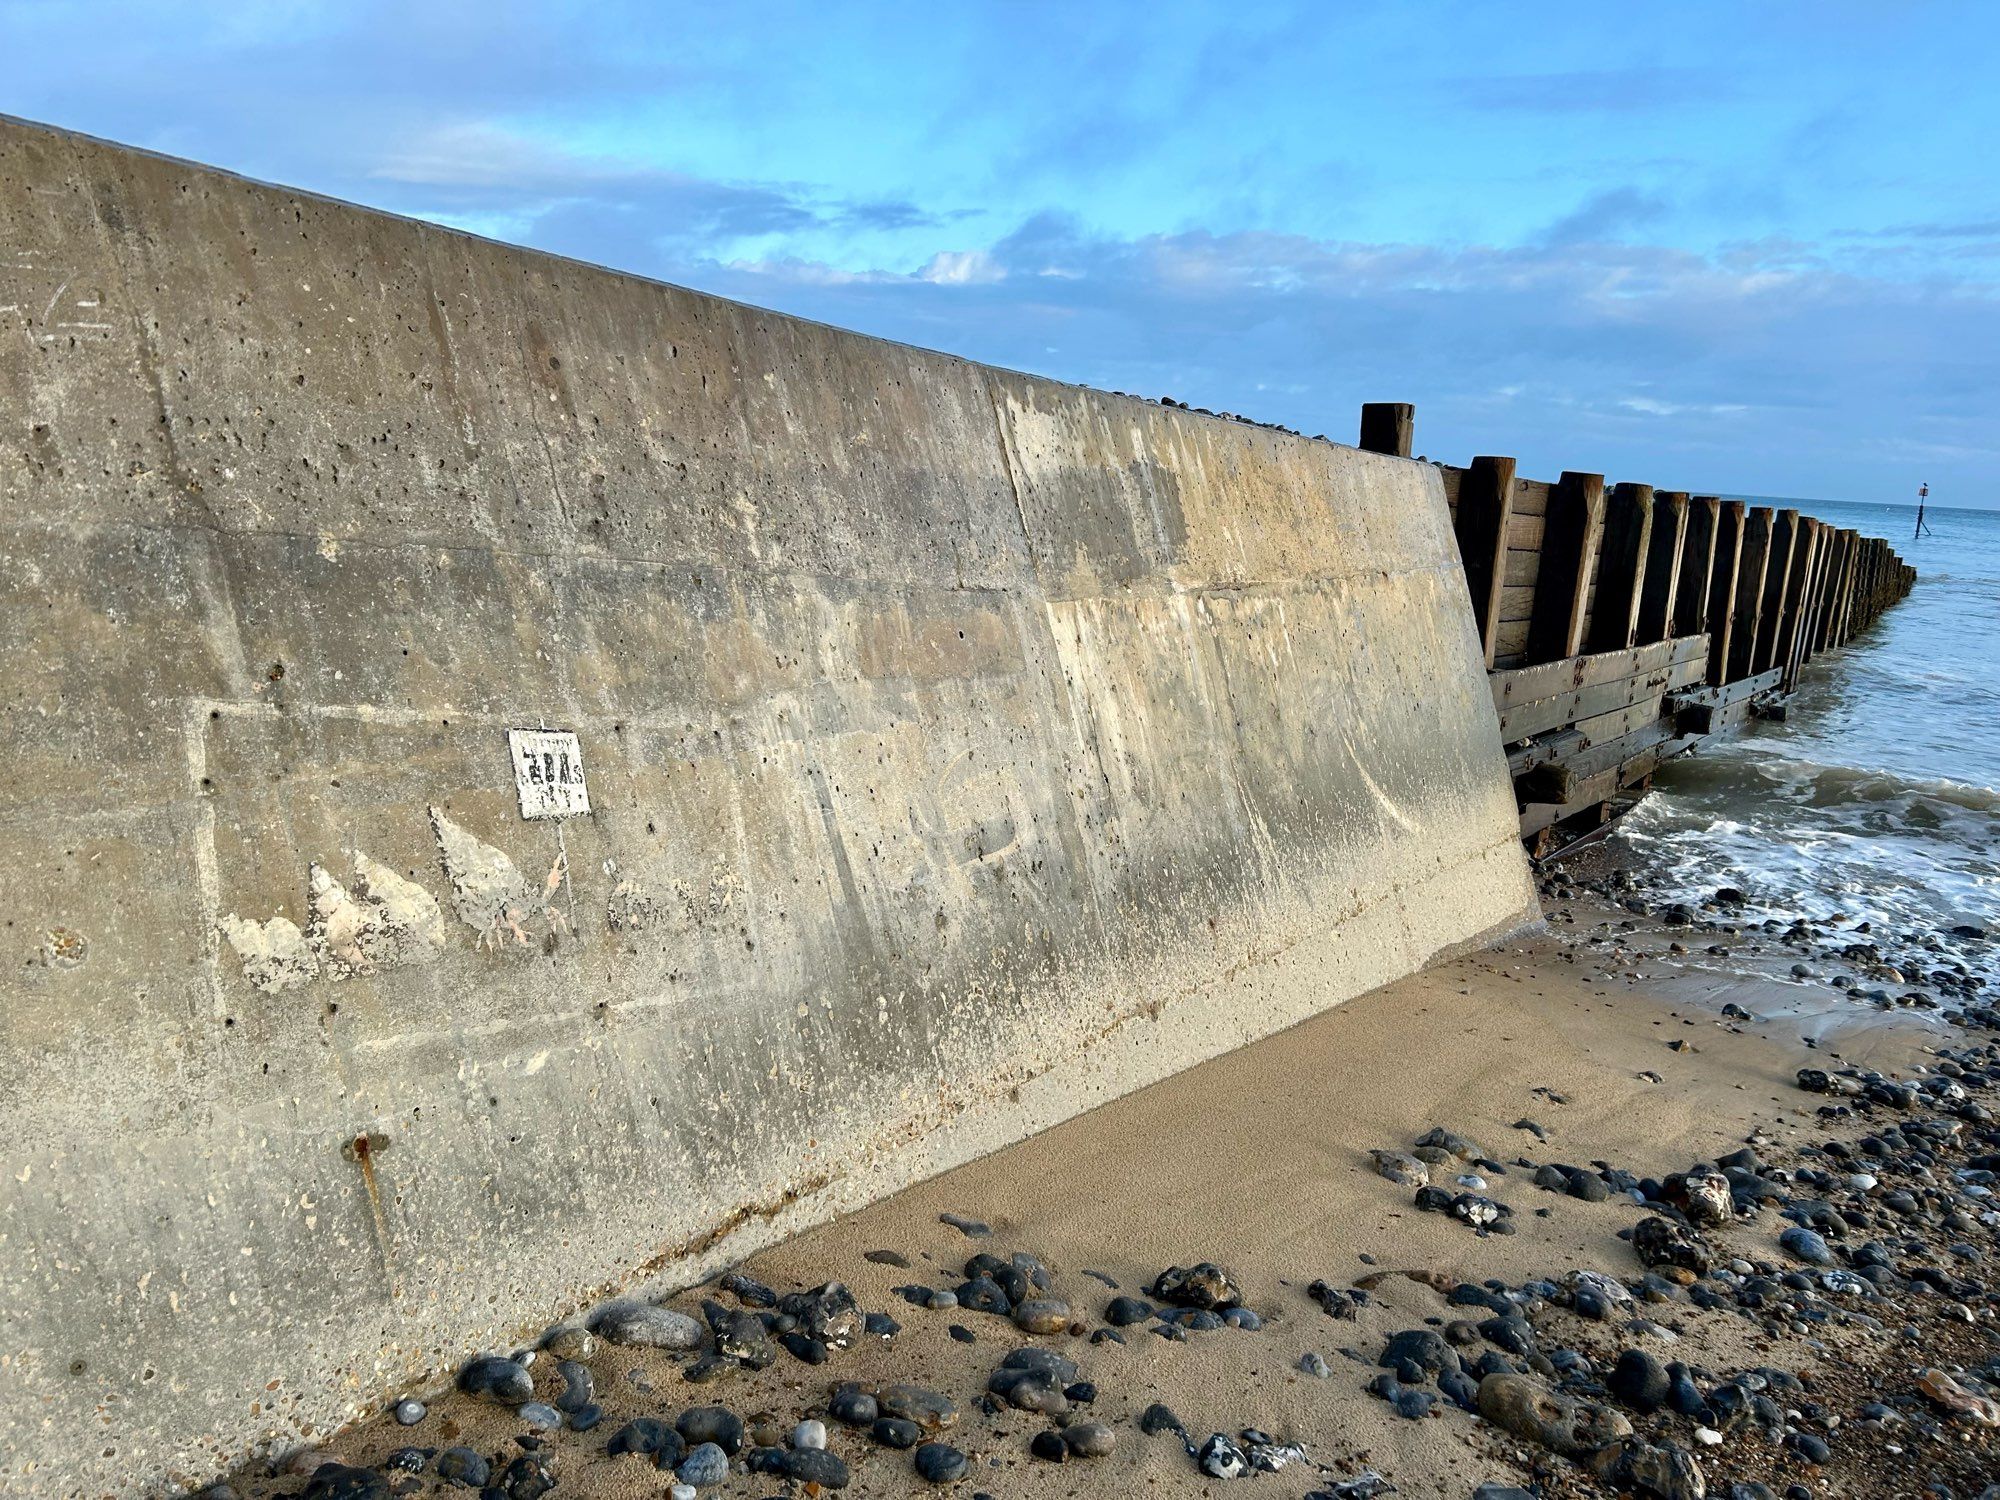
top-left (1139, 1402), bottom-right (1185, 1436)
top-left (1369, 1149), bottom-right (1430, 1187)
top-left (392, 1398), bottom-right (426, 1425)
top-left (608, 1417), bottom-right (683, 1462)
top-left (872, 1416), bottom-right (922, 1448)
top-left (792, 1418), bottom-right (827, 1449)
top-left (1012, 1297), bottom-right (1070, 1333)
top-left (829, 1387), bottom-right (879, 1426)
top-left (1608, 1349), bottom-right (1669, 1413)
top-left (1779, 1226), bottom-right (1835, 1266)
top-left (940, 1213), bottom-right (992, 1238)
top-left (1198, 1432), bottom-right (1249, 1479)
top-left (1151, 1262), bottom-right (1242, 1309)
top-left (301, 1465), bottom-right (389, 1500)
top-left (914, 1441), bottom-right (969, 1483)
top-left (1029, 1429), bottom-right (1067, 1463)
top-left (677, 1406), bottom-right (746, 1454)
top-left (551, 1360), bottom-right (592, 1414)
top-left (676, 1443), bottom-right (729, 1488)
top-left (1065, 1419), bottom-right (1116, 1457)
top-left (864, 1248), bottom-right (911, 1267)
top-left (517, 1401), bottom-right (562, 1430)
top-left (434, 1448), bottom-right (490, 1487)
top-left (1105, 1295), bottom-right (1154, 1326)
top-left (1476, 1372), bottom-right (1633, 1457)
top-left (670, 1487), bottom-right (696, 1500)
top-left (1299, 1352), bottom-right (1330, 1377)
top-left (880, 1384), bottom-right (958, 1430)
top-left (594, 1303), bottom-right (706, 1350)
top-left (456, 1355), bottom-right (533, 1405)
top-left (783, 1449), bottom-right (851, 1487)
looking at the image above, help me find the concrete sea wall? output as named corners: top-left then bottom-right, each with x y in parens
top-left (0, 117), bottom-right (1536, 1495)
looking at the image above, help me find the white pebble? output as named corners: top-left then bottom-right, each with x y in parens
top-left (793, 1419), bottom-right (827, 1450)
top-left (1695, 1427), bottom-right (1723, 1446)
top-left (671, 1486), bottom-right (697, 1500)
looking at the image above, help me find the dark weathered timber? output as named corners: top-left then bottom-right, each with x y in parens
top-left (1751, 509), bottom-right (1798, 673)
top-left (1490, 633), bottom-right (1706, 712)
top-left (1526, 471), bottom-right (1606, 663)
top-left (1357, 402), bottom-right (1414, 457)
top-left (1635, 490), bottom-right (1688, 645)
top-left (1777, 518), bottom-right (1823, 687)
top-left (1586, 482), bottom-right (1653, 652)
top-left (1675, 495), bottom-right (1720, 640)
top-left (1704, 499), bottom-right (1745, 686)
top-left (1454, 456), bottom-right (1516, 668)
top-left (1727, 506), bottom-right (1773, 680)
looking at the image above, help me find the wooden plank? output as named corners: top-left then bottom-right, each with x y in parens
top-left (1497, 584), bottom-right (1537, 623)
top-left (1453, 455), bottom-right (1515, 668)
top-left (1727, 506), bottom-right (1773, 680)
top-left (1634, 490), bottom-right (1688, 645)
top-left (1705, 498), bottom-right (1745, 685)
top-left (1505, 511), bottom-right (1546, 550)
top-left (1517, 718), bottom-right (1680, 803)
top-left (1511, 479), bottom-right (1550, 518)
top-left (1491, 638), bottom-right (1706, 741)
top-left (1492, 619), bottom-right (1531, 666)
top-left (1503, 549), bottom-right (1541, 587)
top-left (1676, 495), bottom-right (1719, 639)
top-left (1496, 652), bottom-right (1704, 743)
top-left (1506, 690), bottom-right (1688, 777)
top-left (1490, 632), bottom-right (1703, 711)
top-left (1586, 481), bottom-right (1653, 652)
top-left (1674, 666), bottom-right (1783, 712)
top-left (1526, 471), bottom-right (1606, 663)
top-left (1515, 735), bottom-right (1696, 827)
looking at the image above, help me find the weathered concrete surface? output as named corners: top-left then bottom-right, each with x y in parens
top-left (0, 116), bottom-right (1536, 1496)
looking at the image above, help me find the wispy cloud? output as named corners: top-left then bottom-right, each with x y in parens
top-left (1450, 66), bottom-right (1736, 114)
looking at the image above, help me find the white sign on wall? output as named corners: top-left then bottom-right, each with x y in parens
top-left (508, 729), bottom-right (590, 820)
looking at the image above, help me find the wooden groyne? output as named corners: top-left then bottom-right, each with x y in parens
top-left (1358, 404), bottom-right (1917, 854)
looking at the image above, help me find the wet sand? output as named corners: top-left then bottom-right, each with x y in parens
top-left (226, 885), bottom-right (1994, 1500)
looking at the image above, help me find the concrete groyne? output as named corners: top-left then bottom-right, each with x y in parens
top-left (0, 119), bottom-right (1538, 1495)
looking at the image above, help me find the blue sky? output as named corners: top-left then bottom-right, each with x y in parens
top-left (6, 0), bottom-right (1997, 504)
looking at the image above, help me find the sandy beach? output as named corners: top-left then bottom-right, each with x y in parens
top-left (218, 867), bottom-right (1999, 1500)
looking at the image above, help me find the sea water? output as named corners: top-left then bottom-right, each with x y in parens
top-left (1611, 500), bottom-right (2000, 964)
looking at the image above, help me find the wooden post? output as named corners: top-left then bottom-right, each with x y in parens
top-left (1752, 508), bottom-right (1799, 672)
top-left (1675, 495), bottom-right (1719, 641)
top-left (1454, 456), bottom-right (1516, 668)
top-left (1358, 403), bottom-right (1414, 458)
top-left (1812, 530), bottom-right (1850, 652)
top-left (1727, 507), bottom-right (1773, 680)
top-left (1831, 530), bottom-right (1860, 645)
top-left (1776, 518), bottom-right (1820, 688)
top-left (1635, 490), bottom-right (1689, 645)
top-left (1586, 481), bottom-right (1653, 652)
top-left (1526, 471), bottom-right (1607, 663)
top-left (1704, 499), bottom-right (1744, 685)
